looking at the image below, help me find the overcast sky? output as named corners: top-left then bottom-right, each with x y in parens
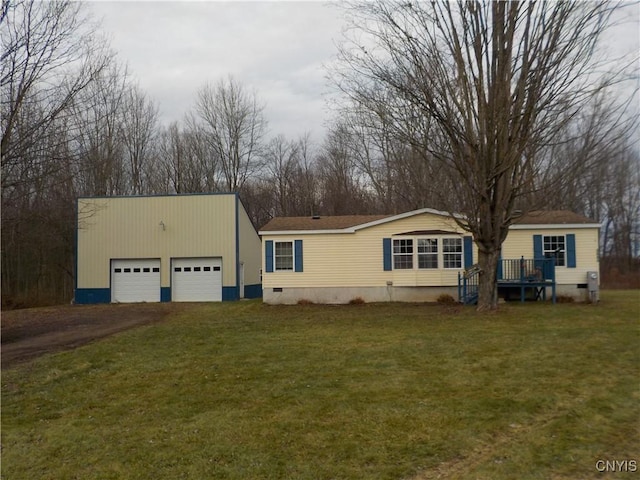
top-left (88, 1), bottom-right (345, 142)
top-left (87, 1), bottom-right (639, 143)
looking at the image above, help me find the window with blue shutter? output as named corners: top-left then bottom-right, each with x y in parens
top-left (566, 234), bottom-right (576, 268)
top-left (533, 235), bottom-right (543, 259)
top-left (463, 236), bottom-right (473, 268)
top-left (295, 240), bottom-right (303, 272)
top-left (383, 238), bottom-right (392, 271)
top-left (265, 240), bottom-right (274, 273)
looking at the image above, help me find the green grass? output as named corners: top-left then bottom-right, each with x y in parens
top-left (2, 291), bottom-right (639, 479)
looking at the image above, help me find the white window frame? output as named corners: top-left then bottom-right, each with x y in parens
top-left (417, 238), bottom-right (438, 269)
top-left (543, 235), bottom-right (565, 267)
top-left (392, 236), bottom-right (464, 270)
top-left (393, 238), bottom-right (414, 270)
top-left (274, 241), bottom-right (294, 271)
top-left (442, 237), bottom-right (463, 269)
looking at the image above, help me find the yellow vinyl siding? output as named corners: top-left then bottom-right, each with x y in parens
top-left (263, 211), bottom-right (600, 289)
top-left (502, 228), bottom-right (599, 284)
top-left (78, 195), bottom-right (237, 288)
top-left (263, 212), bottom-right (471, 288)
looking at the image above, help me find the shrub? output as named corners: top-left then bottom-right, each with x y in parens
top-left (349, 297), bottom-right (366, 305)
top-left (436, 293), bottom-right (457, 304)
top-left (297, 299), bottom-right (315, 305)
top-left (556, 295), bottom-right (575, 304)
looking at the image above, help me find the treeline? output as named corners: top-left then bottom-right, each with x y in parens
top-left (2, 1), bottom-right (638, 307)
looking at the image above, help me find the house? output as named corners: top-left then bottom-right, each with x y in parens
top-left (75, 193), bottom-right (261, 304)
top-left (259, 208), bottom-right (600, 304)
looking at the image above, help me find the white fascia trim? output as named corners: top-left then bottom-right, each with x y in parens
top-left (509, 223), bottom-right (602, 230)
top-left (259, 229), bottom-right (349, 236)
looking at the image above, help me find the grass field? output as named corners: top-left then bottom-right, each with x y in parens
top-left (2, 291), bottom-right (639, 479)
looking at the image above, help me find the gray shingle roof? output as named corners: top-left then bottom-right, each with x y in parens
top-left (260, 209), bottom-right (598, 232)
top-left (260, 214), bottom-right (390, 232)
top-left (513, 210), bottom-right (597, 225)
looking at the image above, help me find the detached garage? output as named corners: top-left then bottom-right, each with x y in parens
top-left (75, 193), bottom-right (262, 304)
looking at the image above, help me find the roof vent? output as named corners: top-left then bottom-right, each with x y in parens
top-left (312, 215), bottom-right (321, 220)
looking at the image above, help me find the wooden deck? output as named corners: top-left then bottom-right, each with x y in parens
top-left (459, 257), bottom-right (557, 304)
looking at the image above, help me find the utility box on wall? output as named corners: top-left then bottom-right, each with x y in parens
top-left (587, 271), bottom-right (599, 303)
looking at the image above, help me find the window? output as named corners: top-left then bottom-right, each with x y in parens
top-left (152, 267), bottom-right (159, 273)
top-left (443, 238), bottom-right (463, 269)
top-left (124, 268), bottom-right (131, 273)
top-left (143, 268), bottom-right (150, 273)
top-left (275, 241), bottom-right (294, 271)
top-left (203, 266), bottom-right (211, 272)
top-left (174, 267), bottom-right (181, 272)
top-left (184, 267), bottom-right (191, 272)
top-left (543, 235), bottom-right (565, 266)
top-left (213, 266), bottom-right (221, 272)
top-left (393, 239), bottom-right (413, 269)
top-left (114, 268), bottom-right (122, 273)
top-left (417, 238), bottom-right (438, 269)
top-left (194, 267), bottom-right (201, 272)
top-left (133, 268), bottom-right (141, 273)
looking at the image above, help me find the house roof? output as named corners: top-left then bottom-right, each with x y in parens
top-left (259, 208), bottom-right (599, 235)
top-left (259, 208), bottom-right (464, 234)
top-left (513, 210), bottom-right (597, 225)
top-left (260, 214), bottom-right (391, 232)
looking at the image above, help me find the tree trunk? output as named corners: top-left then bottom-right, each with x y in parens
top-left (477, 248), bottom-right (501, 311)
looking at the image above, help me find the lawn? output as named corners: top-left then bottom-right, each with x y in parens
top-left (2, 291), bottom-right (639, 479)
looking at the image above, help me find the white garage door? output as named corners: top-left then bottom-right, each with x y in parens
top-left (172, 258), bottom-right (222, 302)
top-left (111, 259), bottom-right (160, 303)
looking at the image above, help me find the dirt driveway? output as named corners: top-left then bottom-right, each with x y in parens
top-left (2, 303), bottom-right (185, 368)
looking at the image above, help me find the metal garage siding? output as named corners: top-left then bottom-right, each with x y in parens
top-left (237, 199), bottom-right (263, 292)
top-left (76, 195), bottom-right (237, 291)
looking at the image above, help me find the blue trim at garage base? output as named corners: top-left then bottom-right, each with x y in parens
top-left (161, 287), bottom-right (171, 302)
top-left (222, 287), bottom-right (238, 301)
top-left (244, 284), bottom-right (262, 299)
top-left (75, 288), bottom-right (110, 304)
top-left (75, 286), bottom-right (256, 303)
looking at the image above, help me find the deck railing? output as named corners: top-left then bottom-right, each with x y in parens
top-left (458, 257), bottom-right (557, 304)
top-left (498, 257), bottom-right (556, 282)
top-left (458, 264), bottom-right (480, 305)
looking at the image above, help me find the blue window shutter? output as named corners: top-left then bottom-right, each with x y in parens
top-left (295, 240), bottom-right (303, 272)
top-left (497, 254), bottom-right (503, 280)
top-left (383, 238), bottom-right (392, 271)
top-left (533, 235), bottom-right (543, 259)
top-left (463, 236), bottom-right (473, 268)
top-left (265, 240), bottom-right (274, 273)
top-left (566, 234), bottom-right (576, 268)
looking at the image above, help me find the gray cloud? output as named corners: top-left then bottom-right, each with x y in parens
top-left (89, 1), bottom-right (345, 141)
top-left (88, 1), bottom-right (638, 142)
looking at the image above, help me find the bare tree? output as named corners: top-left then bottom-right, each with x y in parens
top-left (334, 1), bottom-right (630, 310)
top-left (194, 76), bottom-right (267, 191)
top-left (120, 85), bottom-right (159, 194)
top-left (1, 0), bottom-right (113, 306)
top-left (70, 62), bottom-right (129, 196)
top-left (153, 121), bottom-right (215, 194)
top-left (264, 134), bottom-right (301, 216)
top-left (317, 123), bottom-right (373, 215)
top-left (1, 0), bottom-right (111, 188)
